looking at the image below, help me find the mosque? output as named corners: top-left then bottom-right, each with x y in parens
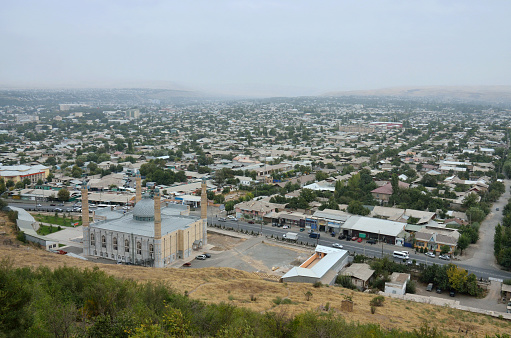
top-left (81, 174), bottom-right (207, 267)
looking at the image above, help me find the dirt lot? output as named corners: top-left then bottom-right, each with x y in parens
top-left (207, 232), bottom-right (246, 251)
top-left (2, 214), bottom-right (511, 336)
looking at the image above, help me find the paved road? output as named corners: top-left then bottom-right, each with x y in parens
top-left (462, 179), bottom-right (510, 271)
top-left (8, 200), bottom-right (83, 213)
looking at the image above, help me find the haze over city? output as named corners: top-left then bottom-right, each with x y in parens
top-left (2, 0), bottom-right (511, 96)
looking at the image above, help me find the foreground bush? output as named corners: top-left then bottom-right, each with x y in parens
top-left (0, 258), bottom-right (479, 337)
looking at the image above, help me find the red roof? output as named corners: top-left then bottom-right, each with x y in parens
top-left (371, 181), bottom-right (409, 195)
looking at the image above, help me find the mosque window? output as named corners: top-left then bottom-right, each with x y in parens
top-left (137, 241), bottom-right (142, 255)
top-left (149, 244), bottom-right (154, 254)
top-left (101, 235), bottom-right (106, 248)
top-left (113, 237), bottom-right (118, 250)
top-left (125, 239), bottom-right (130, 253)
top-left (90, 233), bottom-right (95, 246)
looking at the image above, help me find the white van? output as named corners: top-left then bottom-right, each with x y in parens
top-left (393, 251), bottom-right (409, 260)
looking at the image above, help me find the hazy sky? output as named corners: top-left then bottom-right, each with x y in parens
top-left (1, 0), bottom-right (511, 96)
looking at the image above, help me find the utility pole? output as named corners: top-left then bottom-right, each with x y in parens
top-left (260, 203), bottom-right (263, 235)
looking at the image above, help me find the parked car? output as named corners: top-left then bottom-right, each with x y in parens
top-left (436, 287), bottom-right (442, 294)
top-left (309, 232), bottom-right (320, 239)
top-left (426, 283), bottom-right (433, 292)
top-left (248, 220), bottom-right (255, 224)
top-left (351, 236), bottom-right (358, 241)
top-left (425, 252), bottom-right (436, 258)
top-left (227, 215), bottom-right (236, 219)
top-left (332, 243), bottom-right (343, 248)
top-left (195, 254), bottom-right (207, 260)
top-left (439, 254), bottom-right (450, 260)
top-left (282, 225), bottom-right (289, 229)
top-left (300, 228), bottom-right (305, 232)
top-left (182, 262), bottom-right (192, 267)
top-left (204, 253), bottom-right (211, 258)
top-left (357, 237), bottom-right (363, 243)
top-left (338, 234), bottom-right (346, 240)
top-left (36, 204), bottom-right (42, 207)
top-left (507, 301), bottom-right (511, 313)
top-left (496, 207), bottom-right (500, 211)
top-left (449, 290), bottom-right (456, 297)
top-left (218, 217), bottom-right (226, 222)
top-left (366, 239), bottom-right (377, 245)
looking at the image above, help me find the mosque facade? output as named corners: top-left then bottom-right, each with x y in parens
top-left (81, 174), bottom-right (207, 267)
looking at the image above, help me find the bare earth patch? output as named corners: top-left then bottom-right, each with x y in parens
top-left (207, 232), bottom-right (245, 251)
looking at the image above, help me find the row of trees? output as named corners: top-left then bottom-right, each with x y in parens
top-left (419, 263), bottom-right (482, 296)
top-left (495, 196), bottom-right (511, 269)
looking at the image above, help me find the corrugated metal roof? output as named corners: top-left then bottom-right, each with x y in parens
top-left (343, 216), bottom-right (405, 237)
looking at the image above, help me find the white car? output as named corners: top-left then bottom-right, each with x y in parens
top-left (332, 243), bottom-right (343, 248)
top-left (227, 215), bottom-right (236, 219)
top-left (36, 204), bottom-right (42, 207)
top-left (195, 254), bottom-right (207, 260)
top-left (425, 252), bottom-right (436, 258)
top-left (439, 254), bottom-right (450, 260)
top-left (282, 225), bottom-right (290, 229)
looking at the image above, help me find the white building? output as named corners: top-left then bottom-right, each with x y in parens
top-left (281, 245), bottom-right (349, 285)
top-left (384, 272), bottom-right (410, 295)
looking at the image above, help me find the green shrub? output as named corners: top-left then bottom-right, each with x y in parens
top-left (16, 231), bottom-right (26, 243)
top-left (336, 275), bottom-right (357, 290)
top-left (305, 291), bottom-right (312, 301)
top-left (369, 295), bottom-right (385, 307)
top-left (7, 210), bottom-right (18, 222)
top-left (405, 280), bottom-right (416, 294)
top-left (313, 281), bottom-right (322, 288)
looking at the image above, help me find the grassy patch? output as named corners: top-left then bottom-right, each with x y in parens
top-left (36, 225), bottom-right (62, 236)
top-left (34, 214), bottom-right (83, 227)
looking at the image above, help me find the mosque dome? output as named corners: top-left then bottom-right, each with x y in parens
top-left (132, 194), bottom-right (155, 221)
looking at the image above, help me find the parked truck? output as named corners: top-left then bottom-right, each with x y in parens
top-left (283, 232), bottom-right (298, 241)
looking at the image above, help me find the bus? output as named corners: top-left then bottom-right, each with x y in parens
top-left (392, 251), bottom-right (409, 260)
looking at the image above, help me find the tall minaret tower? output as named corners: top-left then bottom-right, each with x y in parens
top-left (81, 182), bottom-right (90, 256)
top-left (135, 171), bottom-right (142, 203)
top-left (153, 188), bottom-right (163, 268)
top-left (201, 178), bottom-right (208, 246)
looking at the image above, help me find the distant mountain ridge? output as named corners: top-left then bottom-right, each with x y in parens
top-left (324, 86), bottom-right (511, 103)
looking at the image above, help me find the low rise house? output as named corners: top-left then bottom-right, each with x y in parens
top-left (414, 225), bottom-right (460, 254)
top-left (384, 272), bottom-right (410, 295)
top-left (341, 263), bottom-right (375, 290)
top-left (371, 181), bottom-right (409, 203)
top-left (235, 200), bottom-right (283, 222)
